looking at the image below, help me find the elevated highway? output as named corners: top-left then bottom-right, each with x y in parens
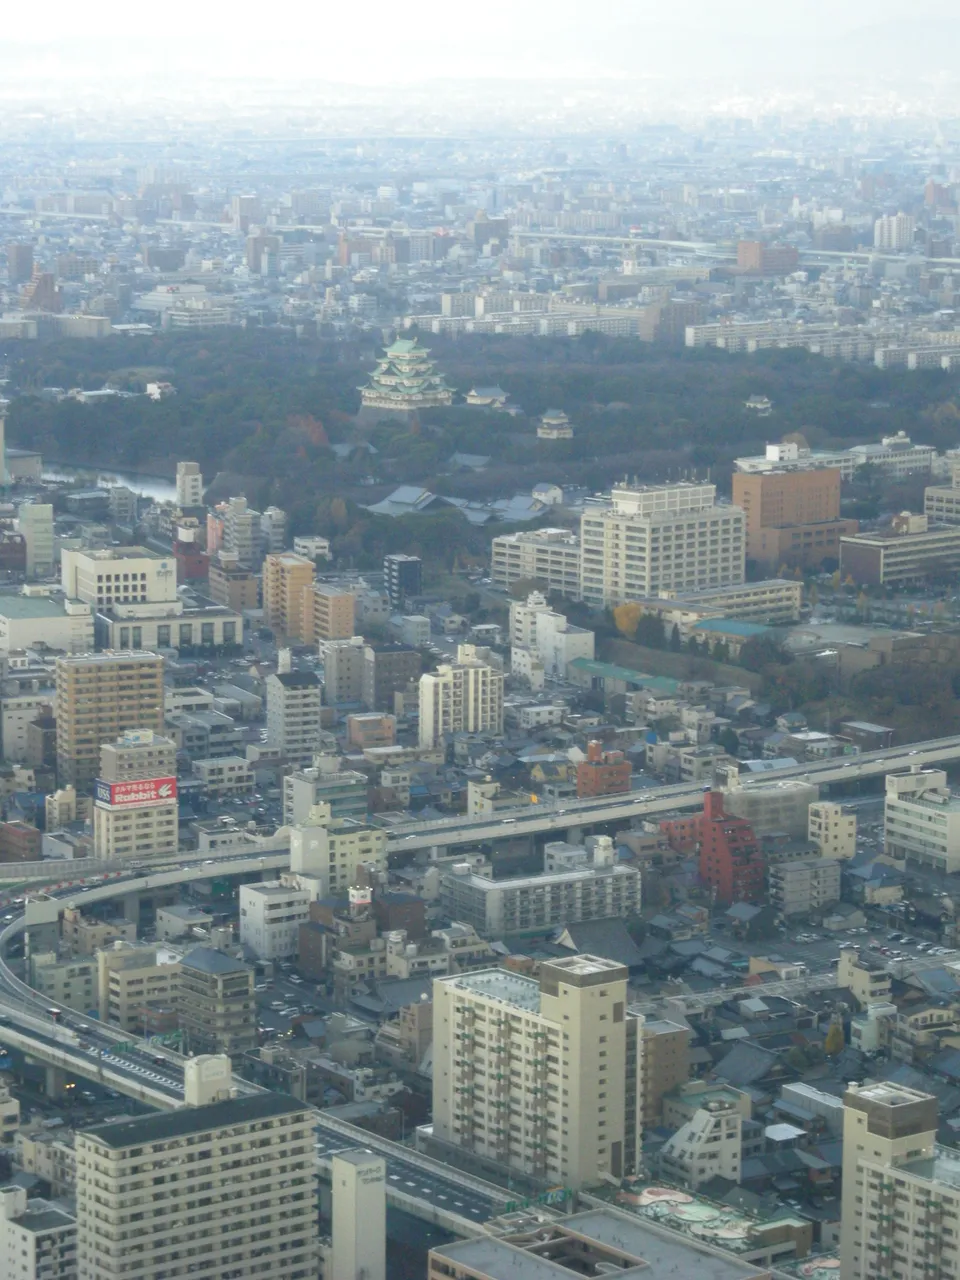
top-left (0, 886), bottom-right (512, 1233)
top-left (3, 735), bottom-right (959, 892)
top-left (380, 734), bottom-right (960, 853)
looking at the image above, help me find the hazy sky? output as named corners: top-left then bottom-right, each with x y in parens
top-left (4, 0), bottom-right (960, 87)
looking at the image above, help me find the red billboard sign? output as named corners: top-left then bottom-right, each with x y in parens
top-left (95, 777), bottom-right (177, 808)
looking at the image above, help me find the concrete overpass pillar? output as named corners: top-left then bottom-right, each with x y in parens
top-left (121, 893), bottom-right (140, 922)
top-left (564, 825), bottom-right (582, 844)
top-left (45, 1066), bottom-right (67, 1100)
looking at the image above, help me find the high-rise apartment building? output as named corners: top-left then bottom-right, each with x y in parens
top-left (323, 636), bottom-right (365, 703)
top-left (262, 553), bottom-right (315, 641)
top-left (383, 553), bottom-right (422, 608)
top-left (732, 467), bottom-right (856, 570)
top-left (874, 212), bottom-right (916, 251)
top-left (640, 1019), bottom-right (690, 1129)
top-left (433, 957), bottom-right (636, 1189)
top-left (305, 583), bottom-right (355, 642)
top-left (265, 671), bottom-right (323, 760)
top-left (222, 496), bottom-right (262, 567)
top-left (698, 790), bottom-right (765, 905)
top-left (18, 503), bottom-right (54, 579)
top-left (177, 946), bottom-right (257, 1058)
top-left (56, 652), bottom-right (165, 787)
top-left (175, 460), bottom-right (204, 508)
top-left (260, 506), bottom-right (287, 556)
top-left (93, 730), bottom-right (178, 860)
top-left (75, 1091), bottom-right (318, 1280)
top-left (362, 642), bottom-right (421, 711)
top-left (7, 242), bottom-right (34, 285)
top-left (419, 649), bottom-right (504, 748)
top-left (580, 483), bottom-right (745, 607)
top-left (840, 1081), bottom-right (950, 1280)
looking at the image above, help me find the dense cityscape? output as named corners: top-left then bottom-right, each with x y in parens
top-left (6, 17), bottom-right (960, 1279)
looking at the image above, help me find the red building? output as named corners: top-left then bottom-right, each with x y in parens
top-left (173, 539), bottom-right (210, 582)
top-left (0, 820), bottom-right (41, 863)
top-left (698, 791), bottom-right (765, 905)
top-left (576, 740), bottom-right (632, 799)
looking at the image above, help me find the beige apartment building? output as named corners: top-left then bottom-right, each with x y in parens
top-left (97, 941), bottom-right (181, 1033)
top-left (580, 482), bottom-right (745, 607)
top-left (640, 1018), bottom-right (691, 1129)
top-left (75, 1092), bottom-right (319, 1280)
top-left (490, 527), bottom-right (582, 596)
top-left (207, 550), bottom-right (260, 612)
top-left (808, 800), bottom-right (857, 859)
top-left (56, 651), bottom-right (165, 787)
top-left (840, 1082), bottom-right (960, 1280)
top-left (305, 583), bottom-right (356, 642)
top-left (837, 949), bottom-right (892, 1008)
top-left (262, 552), bottom-right (315, 641)
top-left (433, 956), bottom-right (637, 1189)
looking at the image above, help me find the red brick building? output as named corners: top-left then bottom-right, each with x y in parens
top-left (173, 539), bottom-right (210, 582)
top-left (698, 791), bottom-right (765, 905)
top-left (576, 740), bottom-right (632, 799)
top-left (0, 820), bottom-right (41, 863)
top-left (660, 813), bottom-right (703, 855)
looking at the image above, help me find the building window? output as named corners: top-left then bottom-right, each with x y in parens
top-left (179, 624), bottom-right (193, 648)
top-left (157, 625), bottom-right (171, 647)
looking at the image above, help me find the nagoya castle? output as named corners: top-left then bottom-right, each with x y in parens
top-left (357, 336), bottom-right (455, 424)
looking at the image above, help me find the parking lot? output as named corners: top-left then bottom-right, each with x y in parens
top-left (254, 969), bottom-right (337, 1037)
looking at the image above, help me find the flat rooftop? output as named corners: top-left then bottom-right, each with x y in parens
top-left (81, 1092), bottom-right (306, 1150)
top-left (433, 1207), bottom-right (768, 1280)
top-left (446, 967), bottom-right (541, 1012)
top-left (0, 594), bottom-right (80, 619)
top-left (78, 545), bottom-right (164, 561)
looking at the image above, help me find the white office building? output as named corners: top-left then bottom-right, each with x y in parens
top-left (331, 1150), bottom-right (385, 1280)
top-left (61, 545), bottom-right (178, 615)
top-left (175, 460), bottom-right (204, 508)
top-left (884, 767), bottom-right (960, 872)
top-left (848, 432), bottom-right (936, 479)
top-left (580, 482), bottom-right (745, 607)
top-left (239, 881), bottom-right (311, 960)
